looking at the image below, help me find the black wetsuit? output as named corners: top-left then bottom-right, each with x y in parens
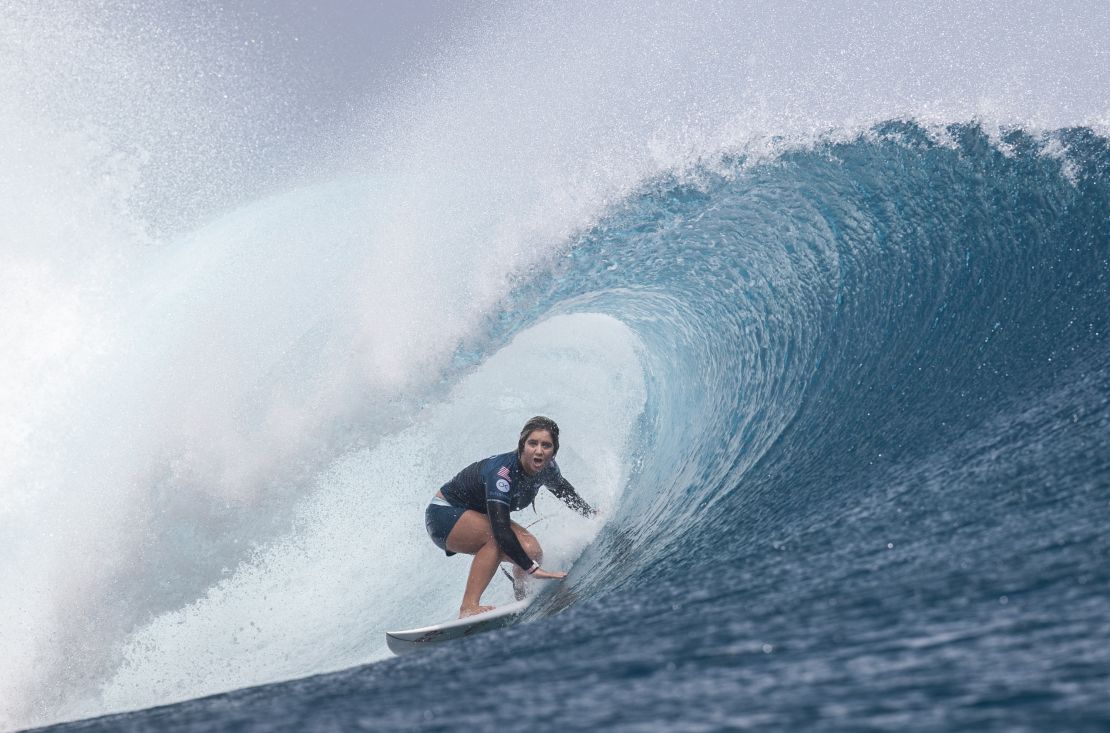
top-left (439, 451), bottom-right (595, 570)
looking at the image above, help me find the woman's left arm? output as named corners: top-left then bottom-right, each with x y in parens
top-left (549, 476), bottom-right (597, 517)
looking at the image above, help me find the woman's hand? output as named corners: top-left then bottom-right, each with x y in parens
top-left (531, 568), bottom-right (567, 580)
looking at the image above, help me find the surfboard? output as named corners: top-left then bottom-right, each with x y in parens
top-left (385, 598), bottom-right (532, 655)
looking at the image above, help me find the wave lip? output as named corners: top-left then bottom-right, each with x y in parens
top-left (513, 122), bottom-right (1110, 589)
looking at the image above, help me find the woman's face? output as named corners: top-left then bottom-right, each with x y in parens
top-left (520, 429), bottom-right (555, 475)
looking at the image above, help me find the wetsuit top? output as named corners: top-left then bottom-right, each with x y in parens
top-left (439, 450), bottom-right (595, 571)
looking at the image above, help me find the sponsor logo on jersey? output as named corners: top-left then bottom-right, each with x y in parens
top-left (496, 478), bottom-right (510, 493)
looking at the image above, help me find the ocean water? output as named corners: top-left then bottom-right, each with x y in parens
top-left (4, 2), bottom-right (1110, 731)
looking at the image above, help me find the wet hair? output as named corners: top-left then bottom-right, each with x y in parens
top-left (517, 415), bottom-right (560, 456)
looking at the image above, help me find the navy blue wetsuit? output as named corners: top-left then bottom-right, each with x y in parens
top-left (428, 451), bottom-right (595, 570)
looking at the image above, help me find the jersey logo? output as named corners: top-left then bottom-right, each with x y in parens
top-left (496, 479), bottom-right (510, 493)
top-left (497, 466), bottom-right (511, 480)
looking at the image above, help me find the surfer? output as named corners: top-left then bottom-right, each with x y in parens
top-left (425, 416), bottom-right (597, 618)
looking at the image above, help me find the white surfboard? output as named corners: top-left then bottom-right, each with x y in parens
top-left (385, 598), bottom-right (532, 655)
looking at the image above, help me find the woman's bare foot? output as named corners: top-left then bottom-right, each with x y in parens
top-left (459, 604), bottom-right (494, 618)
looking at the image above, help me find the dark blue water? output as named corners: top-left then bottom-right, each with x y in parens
top-left (36, 123), bottom-right (1110, 732)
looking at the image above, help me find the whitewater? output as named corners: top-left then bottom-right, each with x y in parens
top-left (3, 1), bottom-right (1109, 730)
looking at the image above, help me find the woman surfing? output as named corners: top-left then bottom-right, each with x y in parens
top-left (424, 416), bottom-right (596, 617)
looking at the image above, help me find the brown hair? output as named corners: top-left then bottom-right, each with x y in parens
top-left (517, 415), bottom-right (560, 456)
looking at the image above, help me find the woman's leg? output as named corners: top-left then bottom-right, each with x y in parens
top-left (445, 510), bottom-right (541, 617)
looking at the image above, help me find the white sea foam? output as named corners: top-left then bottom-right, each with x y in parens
top-left (89, 313), bottom-right (645, 718)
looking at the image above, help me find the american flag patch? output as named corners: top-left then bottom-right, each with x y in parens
top-left (497, 466), bottom-right (511, 480)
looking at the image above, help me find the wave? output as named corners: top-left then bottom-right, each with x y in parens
top-left (43, 121), bottom-right (1109, 726)
top-left (538, 123), bottom-right (1110, 590)
top-left (4, 1), bottom-right (1109, 729)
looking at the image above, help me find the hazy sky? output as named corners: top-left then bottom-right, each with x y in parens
top-left (223, 1), bottom-right (477, 107)
top-left (13, 0), bottom-right (1104, 229)
top-left (219, 0), bottom-right (1109, 130)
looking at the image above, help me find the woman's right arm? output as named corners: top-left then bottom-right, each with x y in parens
top-left (486, 500), bottom-right (538, 572)
top-left (485, 500), bottom-right (566, 579)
